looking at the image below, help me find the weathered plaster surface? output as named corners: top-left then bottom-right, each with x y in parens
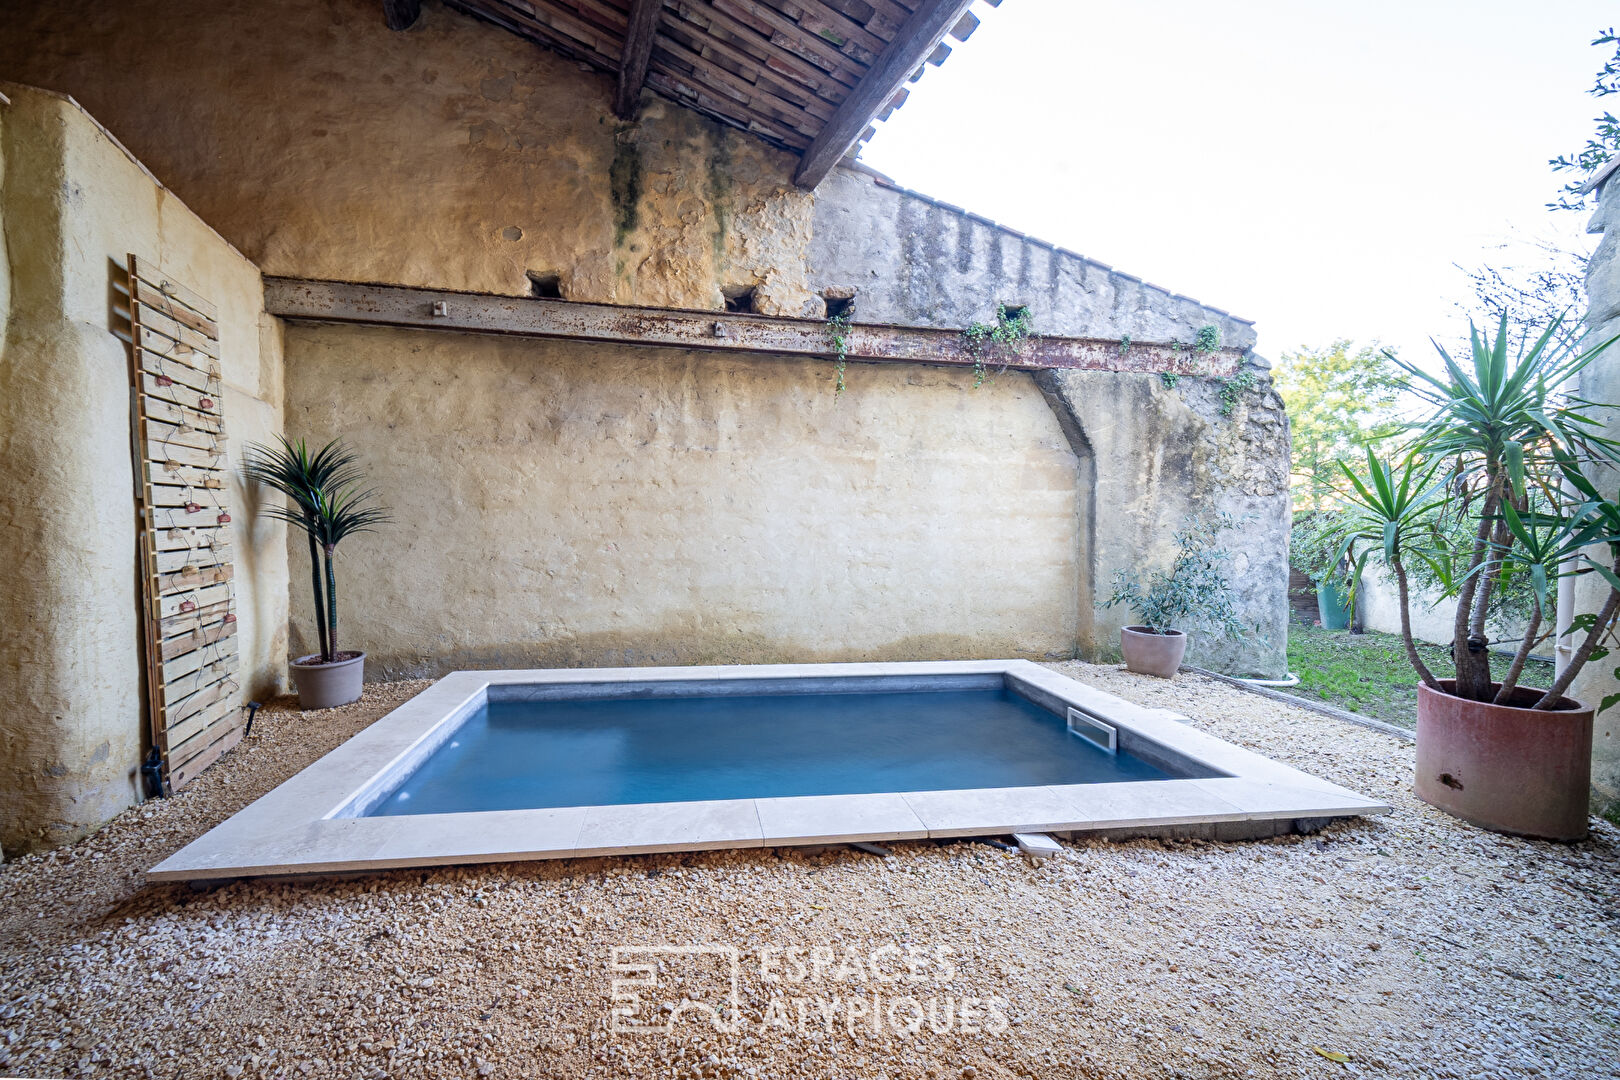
top-left (0, 0), bottom-right (818, 314)
top-left (283, 324), bottom-right (1082, 678)
top-left (1356, 564), bottom-right (1525, 649)
top-left (0, 85), bottom-right (287, 855)
top-left (1034, 369), bottom-right (1290, 677)
top-left (1574, 178), bottom-right (1620, 813)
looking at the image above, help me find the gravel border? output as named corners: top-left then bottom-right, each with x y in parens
top-left (1184, 666), bottom-right (1416, 741)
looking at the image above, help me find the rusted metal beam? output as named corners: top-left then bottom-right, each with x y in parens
top-left (262, 277), bottom-right (1245, 376)
top-left (792, 0), bottom-right (975, 189)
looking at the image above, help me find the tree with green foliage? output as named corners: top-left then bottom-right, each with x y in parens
top-left (1550, 26), bottom-right (1620, 212)
top-left (1273, 341), bottom-right (1406, 510)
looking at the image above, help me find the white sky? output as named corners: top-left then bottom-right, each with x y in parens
top-left (857, 0), bottom-right (1612, 365)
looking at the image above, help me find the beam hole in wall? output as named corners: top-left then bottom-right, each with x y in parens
top-left (722, 285), bottom-right (757, 314)
top-left (526, 271), bottom-right (565, 299)
top-left (823, 294), bottom-right (856, 319)
top-left (1001, 303), bottom-right (1030, 322)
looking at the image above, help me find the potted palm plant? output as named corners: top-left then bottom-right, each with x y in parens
top-left (1103, 512), bottom-right (1251, 677)
top-left (245, 437), bottom-right (390, 710)
top-left (1328, 316), bottom-right (1620, 841)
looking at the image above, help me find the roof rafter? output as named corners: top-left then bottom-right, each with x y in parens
top-left (440, 0), bottom-right (994, 188)
top-left (793, 0), bottom-right (976, 189)
top-left (383, 0), bottom-right (421, 30)
top-left (612, 0), bottom-right (663, 119)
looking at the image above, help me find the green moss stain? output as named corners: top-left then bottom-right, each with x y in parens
top-left (610, 140), bottom-right (642, 249)
top-left (707, 130), bottom-right (732, 268)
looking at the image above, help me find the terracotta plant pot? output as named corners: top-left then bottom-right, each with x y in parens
top-left (1415, 679), bottom-right (1593, 842)
top-left (289, 651), bottom-right (366, 711)
top-left (1120, 626), bottom-right (1188, 679)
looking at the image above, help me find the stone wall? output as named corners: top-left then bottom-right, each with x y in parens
top-left (809, 165), bottom-right (1257, 345)
top-left (0, 85), bottom-right (288, 855)
top-left (1035, 370), bottom-right (1289, 674)
top-left (0, 0), bottom-right (1259, 347)
top-left (1573, 167), bottom-right (1620, 815)
top-left (0, 0), bottom-right (817, 313)
top-left (0, 0), bottom-right (1292, 714)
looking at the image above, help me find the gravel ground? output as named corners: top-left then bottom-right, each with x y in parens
top-left (3, 662), bottom-right (1618, 1080)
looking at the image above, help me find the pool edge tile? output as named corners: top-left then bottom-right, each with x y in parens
top-left (1191, 777), bottom-right (1394, 819)
top-left (755, 793), bottom-right (929, 845)
top-left (574, 798), bottom-right (765, 857)
top-left (1047, 779), bottom-right (1249, 829)
top-left (900, 785), bottom-right (1085, 838)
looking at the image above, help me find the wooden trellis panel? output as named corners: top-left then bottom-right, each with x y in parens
top-left (127, 254), bottom-right (243, 791)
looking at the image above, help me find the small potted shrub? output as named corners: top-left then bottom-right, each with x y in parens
top-left (1327, 316), bottom-right (1620, 841)
top-left (1103, 512), bottom-right (1250, 678)
top-left (246, 437), bottom-right (390, 710)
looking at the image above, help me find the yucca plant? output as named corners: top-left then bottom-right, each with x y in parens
top-left (1327, 314), bottom-right (1620, 707)
top-left (1331, 449), bottom-right (1446, 683)
top-left (244, 437), bottom-right (389, 664)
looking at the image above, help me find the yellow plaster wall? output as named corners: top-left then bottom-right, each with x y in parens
top-left (284, 324), bottom-right (1083, 676)
top-left (0, 85), bottom-right (287, 854)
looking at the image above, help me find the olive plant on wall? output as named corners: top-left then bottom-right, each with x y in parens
top-left (961, 303), bottom-right (1033, 388)
top-left (826, 309), bottom-right (854, 395)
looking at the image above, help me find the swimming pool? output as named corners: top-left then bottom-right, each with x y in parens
top-left (150, 661), bottom-right (1390, 881)
top-left (365, 687), bottom-right (1205, 816)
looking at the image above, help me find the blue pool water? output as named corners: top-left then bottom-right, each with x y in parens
top-left (367, 688), bottom-right (1188, 816)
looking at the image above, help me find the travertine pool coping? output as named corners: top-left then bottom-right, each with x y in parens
top-left (149, 661), bottom-right (1391, 882)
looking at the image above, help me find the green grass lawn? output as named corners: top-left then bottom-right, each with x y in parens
top-left (1281, 622), bottom-right (1554, 729)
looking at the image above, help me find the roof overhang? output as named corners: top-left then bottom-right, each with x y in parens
top-left (388, 0), bottom-right (990, 188)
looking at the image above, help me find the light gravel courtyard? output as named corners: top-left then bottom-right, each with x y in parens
top-left (3, 663), bottom-right (1617, 1080)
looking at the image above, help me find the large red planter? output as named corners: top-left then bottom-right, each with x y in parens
top-left (1415, 680), bottom-right (1593, 842)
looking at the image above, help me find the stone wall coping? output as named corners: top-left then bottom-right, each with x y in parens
top-left (837, 160), bottom-right (1256, 327)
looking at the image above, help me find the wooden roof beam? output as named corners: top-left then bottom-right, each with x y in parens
top-left (383, 0), bottom-right (421, 31)
top-left (792, 0), bottom-right (976, 189)
top-left (613, 0), bottom-right (664, 119)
